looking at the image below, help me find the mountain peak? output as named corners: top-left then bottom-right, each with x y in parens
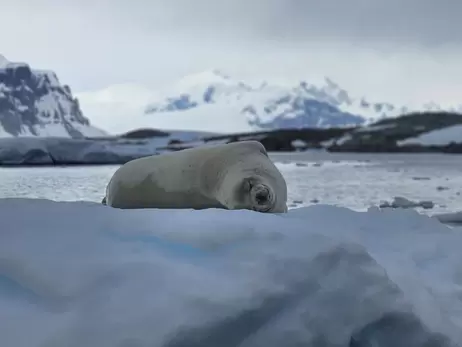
top-left (0, 54), bottom-right (9, 68)
top-left (173, 69), bottom-right (238, 90)
top-left (148, 68), bottom-right (253, 110)
top-left (0, 57), bottom-right (106, 138)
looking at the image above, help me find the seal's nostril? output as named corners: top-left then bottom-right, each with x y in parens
top-left (255, 191), bottom-right (268, 204)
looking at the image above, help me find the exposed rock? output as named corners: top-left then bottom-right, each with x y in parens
top-left (0, 55), bottom-right (105, 138)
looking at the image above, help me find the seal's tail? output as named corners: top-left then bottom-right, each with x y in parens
top-left (101, 197), bottom-right (107, 205)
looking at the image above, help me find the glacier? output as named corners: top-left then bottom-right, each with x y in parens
top-left (0, 198), bottom-right (461, 346)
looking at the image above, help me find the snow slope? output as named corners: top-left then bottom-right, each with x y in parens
top-left (78, 69), bottom-right (462, 135)
top-left (0, 198), bottom-right (461, 346)
top-left (0, 55), bottom-right (106, 138)
top-left (398, 124), bottom-right (462, 146)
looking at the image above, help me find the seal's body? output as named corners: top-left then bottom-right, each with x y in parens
top-left (103, 141), bottom-right (288, 213)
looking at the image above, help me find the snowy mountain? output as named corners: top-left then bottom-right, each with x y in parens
top-left (0, 55), bottom-right (106, 138)
top-left (142, 70), bottom-right (461, 132)
top-left (78, 69), bottom-right (462, 135)
top-left (142, 70), bottom-right (370, 132)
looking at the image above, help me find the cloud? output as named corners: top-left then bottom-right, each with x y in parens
top-left (61, 0), bottom-right (462, 49)
top-left (4, 0), bottom-right (461, 50)
top-left (1, 0), bottom-right (461, 106)
top-left (240, 0), bottom-right (462, 49)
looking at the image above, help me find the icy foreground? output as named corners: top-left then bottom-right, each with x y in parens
top-left (1, 199), bottom-right (462, 346)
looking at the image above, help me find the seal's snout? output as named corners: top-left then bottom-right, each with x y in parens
top-left (250, 184), bottom-right (274, 212)
top-left (255, 189), bottom-right (269, 204)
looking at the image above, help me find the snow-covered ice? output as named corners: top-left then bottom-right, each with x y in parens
top-left (1, 198), bottom-right (462, 346)
top-left (398, 124), bottom-right (462, 146)
top-left (0, 132), bottom-right (210, 165)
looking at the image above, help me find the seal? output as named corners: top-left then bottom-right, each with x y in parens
top-left (103, 140), bottom-right (288, 213)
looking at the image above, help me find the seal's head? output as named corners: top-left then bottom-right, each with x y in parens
top-left (239, 176), bottom-right (287, 213)
top-left (211, 145), bottom-right (288, 213)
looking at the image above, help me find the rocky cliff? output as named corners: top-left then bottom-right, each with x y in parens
top-left (0, 55), bottom-right (106, 138)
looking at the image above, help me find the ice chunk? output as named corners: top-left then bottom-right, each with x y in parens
top-left (0, 199), bottom-right (461, 346)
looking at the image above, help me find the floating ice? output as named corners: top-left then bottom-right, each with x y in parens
top-left (0, 198), bottom-right (461, 346)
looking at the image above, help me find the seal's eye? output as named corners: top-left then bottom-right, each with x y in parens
top-left (243, 179), bottom-right (253, 192)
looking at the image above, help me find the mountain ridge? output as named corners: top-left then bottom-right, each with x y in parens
top-left (140, 69), bottom-right (421, 132)
top-left (76, 69), bottom-right (462, 135)
top-left (0, 55), bottom-right (106, 138)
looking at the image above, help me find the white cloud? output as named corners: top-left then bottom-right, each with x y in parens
top-left (1, 0), bottom-right (462, 106)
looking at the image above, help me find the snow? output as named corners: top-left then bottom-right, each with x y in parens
top-left (144, 74), bottom-right (371, 132)
top-left (76, 69), bottom-right (460, 135)
top-left (0, 54), bottom-right (8, 68)
top-left (0, 55), bottom-right (108, 139)
top-left (291, 139), bottom-right (307, 149)
top-left (77, 81), bottom-right (253, 134)
top-left (33, 124), bottom-right (74, 137)
top-left (144, 103), bottom-right (253, 133)
top-left (399, 124), bottom-right (462, 146)
top-left (28, 122), bottom-right (106, 138)
top-left (72, 123), bottom-right (108, 138)
top-left (34, 70), bottom-right (61, 88)
top-left (0, 62), bottom-right (29, 70)
top-left (31, 91), bottom-right (108, 138)
top-left (0, 198), bottom-right (461, 346)
top-left (3, 89), bottom-right (108, 138)
top-left (334, 133), bottom-right (352, 145)
top-left (0, 54), bottom-right (60, 87)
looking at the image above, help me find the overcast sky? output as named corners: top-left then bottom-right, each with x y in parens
top-left (1, 0), bottom-right (462, 105)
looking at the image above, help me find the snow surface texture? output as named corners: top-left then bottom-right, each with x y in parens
top-left (398, 124), bottom-right (462, 146)
top-left (78, 69), bottom-right (462, 135)
top-left (1, 199), bottom-right (462, 346)
top-left (0, 131), bottom-right (209, 165)
top-left (0, 55), bottom-right (106, 138)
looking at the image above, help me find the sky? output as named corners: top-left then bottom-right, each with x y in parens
top-left (1, 0), bottom-right (462, 106)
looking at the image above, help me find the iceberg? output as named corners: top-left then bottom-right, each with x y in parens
top-left (0, 198), bottom-right (461, 346)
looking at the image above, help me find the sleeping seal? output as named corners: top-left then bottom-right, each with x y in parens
top-left (103, 141), bottom-right (288, 213)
